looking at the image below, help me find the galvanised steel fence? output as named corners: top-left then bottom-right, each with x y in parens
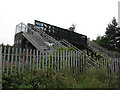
top-left (1, 47), bottom-right (87, 75)
top-left (0, 46), bottom-right (120, 75)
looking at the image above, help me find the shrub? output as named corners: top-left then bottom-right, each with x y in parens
top-left (2, 68), bottom-right (119, 88)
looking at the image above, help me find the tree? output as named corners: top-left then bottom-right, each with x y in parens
top-left (68, 24), bottom-right (76, 32)
top-left (92, 17), bottom-right (120, 53)
top-left (0, 43), bottom-right (13, 53)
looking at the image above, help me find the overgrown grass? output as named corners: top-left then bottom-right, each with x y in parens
top-left (2, 68), bottom-right (119, 88)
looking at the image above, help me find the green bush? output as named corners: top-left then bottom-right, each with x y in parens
top-left (2, 68), bottom-right (119, 88)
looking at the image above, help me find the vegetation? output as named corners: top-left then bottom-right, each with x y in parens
top-left (92, 17), bottom-right (120, 53)
top-left (1, 20), bottom-right (120, 88)
top-left (2, 45), bottom-right (119, 88)
top-left (68, 24), bottom-right (76, 32)
top-left (2, 68), bottom-right (119, 88)
top-left (0, 43), bottom-right (13, 53)
top-left (55, 46), bottom-right (74, 51)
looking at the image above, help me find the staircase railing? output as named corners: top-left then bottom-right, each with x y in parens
top-left (88, 41), bottom-right (120, 59)
top-left (60, 39), bottom-right (82, 53)
top-left (15, 22), bottom-right (108, 72)
top-left (60, 39), bottom-right (105, 70)
top-left (16, 23), bottom-right (49, 51)
top-left (32, 26), bottom-right (66, 49)
top-left (16, 23), bottom-right (66, 51)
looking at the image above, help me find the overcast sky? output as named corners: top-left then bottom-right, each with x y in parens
top-left (0, 0), bottom-right (120, 45)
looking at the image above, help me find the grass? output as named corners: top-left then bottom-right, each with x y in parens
top-left (2, 67), bottom-right (119, 88)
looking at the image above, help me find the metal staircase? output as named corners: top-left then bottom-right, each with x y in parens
top-left (15, 22), bottom-right (117, 73)
top-left (28, 25), bottom-right (105, 70)
top-left (16, 23), bottom-right (49, 51)
top-left (60, 39), bottom-right (120, 74)
top-left (32, 25), bottom-right (66, 49)
top-left (88, 41), bottom-right (120, 60)
top-left (16, 23), bottom-right (65, 51)
top-left (60, 39), bottom-right (82, 53)
top-left (88, 40), bottom-right (120, 74)
top-left (60, 39), bottom-right (105, 71)
top-left (22, 33), bottom-right (48, 51)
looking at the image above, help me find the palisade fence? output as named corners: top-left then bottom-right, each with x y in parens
top-left (1, 46), bottom-right (88, 75)
top-left (1, 46), bottom-right (120, 75)
top-left (0, 46), bottom-right (2, 90)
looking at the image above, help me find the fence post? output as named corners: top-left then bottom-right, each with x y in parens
top-left (76, 51), bottom-right (78, 73)
top-left (22, 49), bottom-right (25, 72)
top-left (42, 51), bottom-right (44, 70)
top-left (60, 50), bottom-right (62, 70)
top-left (71, 51), bottom-right (72, 68)
top-left (0, 45), bottom-right (2, 90)
top-left (10, 48), bottom-right (14, 74)
top-left (73, 51), bottom-right (75, 73)
top-left (36, 50), bottom-right (38, 70)
top-left (39, 52), bottom-right (41, 69)
top-left (66, 50), bottom-right (67, 68)
top-left (3, 47), bottom-right (6, 73)
top-left (15, 48), bottom-right (18, 72)
top-left (118, 58), bottom-right (120, 88)
top-left (49, 51), bottom-right (50, 69)
top-left (84, 50), bottom-right (87, 73)
top-left (33, 50), bottom-right (35, 72)
top-left (58, 50), bottom-right (59, 72)
top-left (7, 47), bottom-right (10, 74)
top-left (18, 48), bottom-right (22, 73)
top-left (45, 51), bottom-right (47, 71)
top-left (29, 49), bottom-right (32, 72)
top-left (52, 51), bottom-right (53, 71)
top-left (63, 50), bottom-right (65, 70)
top-left (54, 50), bottom-right (56, 72)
